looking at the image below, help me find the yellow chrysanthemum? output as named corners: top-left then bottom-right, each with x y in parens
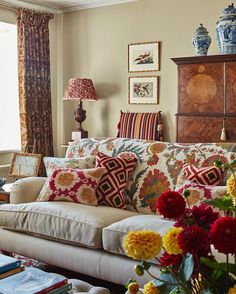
top-left (163, 227), bottom-right (183, 255)
top-left (228, 285), bottom-right (236, 294)
top-left (226, 173), bottom-right (236, 204)
top-left (123, 231), bottom-right (162, 260)
top-left (143, 282), bottom-right (160, 294)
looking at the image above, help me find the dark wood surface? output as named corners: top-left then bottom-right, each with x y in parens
top-left (172, 54), bottom-right (236, 65)
top-left (173, 54), bottom-right (236, 143)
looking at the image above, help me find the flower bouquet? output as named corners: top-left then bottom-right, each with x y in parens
top-left (123, 160), bottom-right (236, 294)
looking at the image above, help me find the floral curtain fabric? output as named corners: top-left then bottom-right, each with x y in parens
top-left (17, 9), bottom-right (54, 162)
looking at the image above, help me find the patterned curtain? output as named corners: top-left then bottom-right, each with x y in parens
top-left (17, 9), bottom-right (54, 164)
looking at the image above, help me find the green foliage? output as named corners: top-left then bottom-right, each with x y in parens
top-left (203, 196), bottom-right (235, 212)
top-left (200, 257), bottom-right (236, 276)
top-left (179, 253), bottom-right (194, 281)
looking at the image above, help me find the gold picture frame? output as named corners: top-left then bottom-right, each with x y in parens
top-left (129, 76), bottom-right (159, 104)
top-left (10, 152), bottom-right (42, 179)
top-left (128, 41), bottom-right (160, 72)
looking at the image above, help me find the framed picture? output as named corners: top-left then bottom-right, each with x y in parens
top-left (129, 76), bottom-right (159, 104)
top-left (10, 152), bottom-right (42, 179)
top-left (128, 41), bottom-right (160, 72)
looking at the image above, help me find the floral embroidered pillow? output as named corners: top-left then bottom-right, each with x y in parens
top-left (37, 167), bottom-right (106, 206)
top-left (175, 181), bottom-right (227, 215)
top-left (43, 156), bottom-right (96, 177)
top-left (96, 152), bottom-right (137, 209)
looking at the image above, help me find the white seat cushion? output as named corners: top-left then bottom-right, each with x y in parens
top-left (102, 215), bottom-right (174, 257)
top-left (0, 202), bottom-right (137, 249)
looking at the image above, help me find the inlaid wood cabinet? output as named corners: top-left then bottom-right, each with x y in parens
top-left (172, 54), bottom-right (236, 143)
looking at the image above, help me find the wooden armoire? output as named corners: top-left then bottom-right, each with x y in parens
top-left (172, 54), bottom-right (236, 143)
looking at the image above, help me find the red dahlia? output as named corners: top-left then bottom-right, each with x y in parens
top-left (178, 225), bottom-right (210, 256)
top-left (159, 252), bottom-right (183, 271)
top-left (191, 204), bottom-right (219, 229)
top-left (210, 217), bottom-right (236, 254)
top-left (156, 191), bottom-right (186, 219)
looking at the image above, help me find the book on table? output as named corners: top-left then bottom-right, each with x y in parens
top-left (47, 283), bottom-right (72, 294)
top-left (0, 267), bottom-right (68, 294)
top-left (0, 266), bottom-right (25, 279)
top-left (0, 254), bottom-right (21, 274)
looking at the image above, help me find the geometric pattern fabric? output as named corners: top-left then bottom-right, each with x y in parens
top-left (183, 164), bottom-right (223, 186)
top-left (96, 152), bottom-right (137, 209)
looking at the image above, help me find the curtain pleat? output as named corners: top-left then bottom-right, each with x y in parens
top-left (17, 9), bottom-right (54, 175)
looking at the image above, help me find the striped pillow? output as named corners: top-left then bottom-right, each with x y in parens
top-left (117, 111), bottom-right (162, 141)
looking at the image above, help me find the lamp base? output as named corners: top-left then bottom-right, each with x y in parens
top-left (75, 129), bottom-right (88, 139)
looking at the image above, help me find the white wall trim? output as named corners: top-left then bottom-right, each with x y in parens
top-left (0, 0), bottom-right (63, 14)
top-left (0, 0), bottom-right (139, 14)
top-left (62, 0), bottom-right (139, 12)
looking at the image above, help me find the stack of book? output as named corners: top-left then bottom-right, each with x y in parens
top-left (0, 254), bottom-right (72, 293)
top-left (0, 254), bottom-right (24, 279)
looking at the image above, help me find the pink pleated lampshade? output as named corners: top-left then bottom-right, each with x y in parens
top-left (63, 78), bottom-right (97, 101)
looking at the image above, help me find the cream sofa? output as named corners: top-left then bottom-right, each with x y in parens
top-left (0, 138), bottom-right (234, 286)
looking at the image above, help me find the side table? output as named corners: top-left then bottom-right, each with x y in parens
top-left (0, 183), bottom-right (14, 204)
top-left (0, 190), bottom-right (10, 203)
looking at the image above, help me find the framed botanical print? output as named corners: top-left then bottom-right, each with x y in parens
top-left (10, 152), bottom-right (42, 178)
top-left (129, 76), bottom-right (159, 104)
top-left (128, 41), bottom-right (160, 72)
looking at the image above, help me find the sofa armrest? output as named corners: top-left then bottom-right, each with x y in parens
top-left (10, 177), bottom-right (47, 204)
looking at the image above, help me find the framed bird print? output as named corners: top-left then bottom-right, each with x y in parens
top-left (129, 76), bottom-right (159, 104)
top-left (128, 41), bottom-right (160, 72)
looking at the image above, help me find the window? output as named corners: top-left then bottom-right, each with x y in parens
top-left (0, 22), bottom-right (20, 152)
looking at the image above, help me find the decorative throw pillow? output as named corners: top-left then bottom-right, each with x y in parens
top-left (175, 181), bottom-right (227, 214)
top-left (96, 152), bottom-right (137, 209)
top-left (43, 156), bottom-right (95, 177)
top-left (37, 167), bottom-right (106, 206)
top-left (183, 164), bottom-right (223, 186)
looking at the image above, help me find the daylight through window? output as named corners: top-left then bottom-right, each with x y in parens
top-left (0, 22), bottom-right (20, 152)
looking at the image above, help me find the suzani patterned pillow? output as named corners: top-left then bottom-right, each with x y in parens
top-left (43, 156), bottom-right (96, 177)
top-left (175, 181), bottom-right (227, 214)
top-left (37, 167), bottom-right (106, 206)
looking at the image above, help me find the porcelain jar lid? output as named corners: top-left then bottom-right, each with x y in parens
top-left (194, 24), bottom-right (209, 36)
top-left (219, 3), bottom-right (236, 19)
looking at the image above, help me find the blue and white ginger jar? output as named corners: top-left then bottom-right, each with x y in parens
top-left (192, 24), bottom-right (211, 56)
top-left (216, 3), bottom-right (236, 54)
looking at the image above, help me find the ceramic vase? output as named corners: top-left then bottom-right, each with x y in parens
top-left (192, 24), bottom-right (211, 56)
top-left (216, 3), bottom-right (236, 54)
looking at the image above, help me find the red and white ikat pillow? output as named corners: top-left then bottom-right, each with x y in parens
top-left (183, 164), bottom-right (223, 186)
top-left (96, 152), bottom-right (137, 209)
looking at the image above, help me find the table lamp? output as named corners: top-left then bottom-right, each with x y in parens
top-left (63, 77), bottom-right (97, 139)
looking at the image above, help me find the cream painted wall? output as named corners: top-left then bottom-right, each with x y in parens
top-left (62, 0), bottom-right (228, 143)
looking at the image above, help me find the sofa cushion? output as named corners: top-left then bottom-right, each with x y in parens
top-left (96, 152), bottom-right (137, 209)
top-left (0, 202), bottom-right (137, 249)
top-left (43, 156), bottom-right (96, 177)
top-left (102, 215), bottom-right (174, 259)
top-left (37, 167), bottom-right (106, 205)
top-left (182, 164), bottom-right (223, 186)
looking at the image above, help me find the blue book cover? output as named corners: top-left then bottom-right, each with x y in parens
top-left (0, 267), bottom-right (67, 294)
top-left (0, 254), bottom-right (21, 274)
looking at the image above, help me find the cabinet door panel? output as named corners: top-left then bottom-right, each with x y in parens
top-left (226, 62), bottom-right (236, 113)
top-left (178, 63), bottom-right (224, 113)
top-left (177, 116), bottom-right (236, 143)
